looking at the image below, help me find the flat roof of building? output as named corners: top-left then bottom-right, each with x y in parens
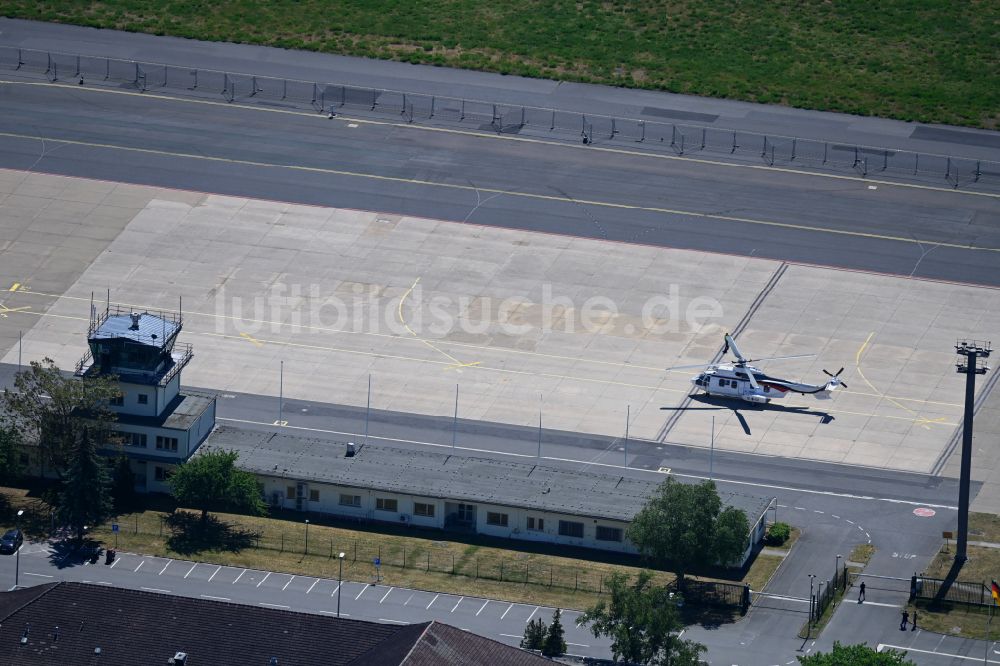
top-left (91, 310), bottom-right (180, 349)
top-left (204, 426), bottom-right (773, 523)
top-left (116, 392), bottom-right (213, 431)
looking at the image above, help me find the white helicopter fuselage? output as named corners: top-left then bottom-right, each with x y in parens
top-left (691, 364), bottom-right (835, 404)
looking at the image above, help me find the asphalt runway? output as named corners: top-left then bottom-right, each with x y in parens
top-left (0, 81), bottom-right (998, 287)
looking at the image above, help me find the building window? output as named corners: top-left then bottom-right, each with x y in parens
top-left (376, 498), bottom-right (398, 512)
top-left (138, 394), bottom-right (149, 405)
top-left (286, 486), bottom-right (296, 500)
top-left (154, 466), bottom-right (167, 482)
top-left (558, 520), bottom-right (584, 538)
top-left (121, 432), bottom-right (147, 448)
top-left (339, 494), bottom-right (361, 507)
top-left (155, 436), bottom-right (179, 452)
top-left (596, 526), bottom-right (623, 542)
top-left (527, 517), bottom-right (544, 531)
top-left (414, 502), bottom-right (435, 517)
top-left (486, 512), bottom-right (509, 527)
top-left (457, 503), bottom-right (475, 522)
top-left (110, 394), bottom-right (124, 406)
top-left (309, 489), bottom-right (320, 502)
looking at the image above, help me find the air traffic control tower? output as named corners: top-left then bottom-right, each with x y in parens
top-left (76, 303), bottom-right (216, 492)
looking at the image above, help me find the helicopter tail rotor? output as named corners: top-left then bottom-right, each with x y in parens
top-left (822, 367), bottom-right (848, 389)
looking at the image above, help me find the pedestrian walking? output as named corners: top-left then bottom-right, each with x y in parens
top-left (911, 609), bottom-right (917, 631)
top-left (858, 581), bottom-right (866, 602)
top-left (900, 610), bottom-right (909, 630)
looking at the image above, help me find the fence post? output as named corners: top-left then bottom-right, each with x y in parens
top-left (680, 132), bottom-right (685, 155)
top-left (521, 106), bottom-right (525, 127)
top-left (639, 120), bottom-right (645, 142)
top-left (402, 94), bottom-right (407, 116)
top-left (312, 82), bottom-right (317, 105)
top-left (599, 574), bottom-right (603, 594)
top-left (104, 57), bottom-right (109, 80)
top-left (823, 142), bottom-right (828, 164)
top-left (341, 85), bottom-right (346, 107)
top-left (524, 563), bottom-right (528, 585)
top-left (190, 69), bottom-right (198, 90)
top-left (51, 61), bottom-right (58, 82)
top-left (883, 149), bottom-right (889, 171)
top-left (731, 131), bottom-right (738, 154)
top-left (761, 135), bottom-right (767, 158)
top-left (914, 153), bottom-right (919, 174)
top-left (460, 99), bottom-right (465, 121)
top-left (853, 146), bottom-right (859, 168)
top-left (163, 64), bottom-right (168, 88)
top-left (134, 514), bottom-right (138, 534)
top-left (610, 117), bottom-right (616, 138)
top-left (791, 138), bottom-right (796, 161)
top-left (671, 125), bottom-right (677, 148)
top-left (975, 160), bottom-right (981, 182)
top-left (770, 144), bottom-right (775, 166)
top-left (16, 48), bottom-right (24, 71)
top-left (46, 52), bottom-right (51, 75)
top-left (551, 109), bottom-right (555, 131)
top-left (281, 79), bottom-right (287, 100)
top-left (75, 55), bottom-right (80, 78)
top-left (430, 96), bottom-right (435, 118)
top-left (701, 127), bottom-right (706, 151)
top-left (946, 157), bottom-right (952, 182)
top-left (222, 73), bottom-right (228, 95)
top-left (371, 88), bottom-right (377, 110)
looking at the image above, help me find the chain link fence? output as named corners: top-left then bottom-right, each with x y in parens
top-left (3, 45), bottom-right (997, 191)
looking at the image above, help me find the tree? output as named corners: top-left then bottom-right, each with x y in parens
top-left (168, 449), bottom-right (265, 521)
top-left (798, 642), bottom-right (914, 665)
top-left (577, 571), bottom-right (705, 665)
top-left (1, 358), bottom-right (120, 475)
top-left (542, 608), bottom-right (567, 657)
top-left (520, 617), bottom-right (546, 651)
top-left (110, 455), bottom-right (136, 511)
top-left (627, 478), bottom-right (749, 581)
top-left (58, 430), bottom-right (113, 541)
top-left (0, 423), bottom-right (24, 484)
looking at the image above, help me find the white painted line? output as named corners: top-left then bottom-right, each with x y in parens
top-left (567, 642), bottom-right (590, 648)
top-left (200, 595), bottom-right (231, 601)
top-left (855, 601), bottom-right (900, 608)
top-left (207, 565), bottom-right (222, 582)
top-left (282, 575), bottom-right (295, 591)
top-left (380, 587), bottom-right (394, 603)
top-left (858, 525), bottom-right (865, 531)
top-left (476, 600), bottom-right (489, 616)
top-left (256, 572), bottom-right (271, 588)
top-left (109, 556), bottom-right (121, 569)
top-left (500, 603), bottom-right (514, 620)
top-left (259, 602), bottom-right (290, 609)
top-left (813, 510), bottom-right (824, 514)
top-left (403, 593), bottom-right (414, 606)
top-left (158, 559), bottom-right (172, 575)
top-left (355, 586), bottom-right (368, 601)
top-left (832, 515), bottom-right (841, 519)
top-left (846, 519), bottom-right (855, 524)
top-left (451, 596), bottom-right (464, 612)
top-left (793, 506), bottom-right (806, 511)
top-left (183, 563), bottom-right (198, 579)
top-left (232, 569), bottom-right (247, 584)
top-left (134, 560), bottom-right (145, 573)
top-left (22, 572), bottom-right (53, 578)
top-left (878, 644), bottom-right (1000, 663)
top-left (320, 611), bottom-right (350, 617)
top-left (331, 583), bottom-right (340, 597)
top-left (500, 634), bottom-right (521, 639)
top-left (141, 587), bottom-right (171, 593)
top-left (306, 579), bottom-right (319, 594)
top-left (379, 618), bottom-right (407, 624)
top-left (426, 593), bottom-right (439, 609)
top-left (93, 581), bottom-right (112, 586)
top-left (525, 606), bottom-right (540, 623)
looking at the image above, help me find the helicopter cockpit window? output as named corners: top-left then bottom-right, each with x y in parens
top-left (718, 378), bottom-right (726, 387)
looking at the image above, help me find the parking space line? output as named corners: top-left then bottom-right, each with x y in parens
top-left (500, 634), bottom-right (521, 639)
top-left (207, 566), bottom-right (222, 582)
top-left (232, 569), bottom-right (247, 584)
top-left (330, 583), bottom-right (340, 597)
top-left (257, 572), bottom-right (271, 588)
top-left (426, 593), bottom-right (439, 609)
top-left (320, 611), bottom-right (350, 617)
top-left (379, 618), bottom-right (407, 624)
top-left (500, 603), bottom-right (514, 619)
top-left (355, 586), bottom-right (368, 601)
top-left (134, 560), bottom-right (145, 573)
top-left (451, 597), bottom-right (464, 612)
top-left (380, 587), bottom-right (394, 603)
top-left (282, 575), bottom-right (295, 591)
top-left (476, 600), bottom-right (489, 616)
top-left (567, 642), bottom-right (590, 648)
top-left (200, 595), bottom-right (230, 601)
top-left (23, 572), bottom-right (53, 578)
top-left (306, 579), bottom-right (319, 594)
top-left (259, 602), bottom-right (289, 609)
top-left (183, 563), bottom-right (198, 579)
top-left (158, 559), bottom-right (172, 575)
top-left (141, 587), bottom-right (170, 593)
top-left (525, 606), bottom-right (539, 623)
top-left (109, 556), bottom-right (121, 569)
top-left (403, 593), bottom-right (414, 606)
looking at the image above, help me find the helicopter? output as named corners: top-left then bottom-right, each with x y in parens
top-left (668, 333), bottom-right (848, 404)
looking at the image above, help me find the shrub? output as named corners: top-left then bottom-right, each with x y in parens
top-left (765, 522), bottom-right (791, 546)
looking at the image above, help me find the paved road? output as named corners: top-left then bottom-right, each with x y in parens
top-left (0, 541), bottom-right (610, 660)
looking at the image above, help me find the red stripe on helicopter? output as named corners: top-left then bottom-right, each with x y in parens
top-left (761, 382), bottom-right (790, 393)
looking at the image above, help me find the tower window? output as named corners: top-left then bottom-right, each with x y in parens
top-left (138, 394), bottom-right (149, 405)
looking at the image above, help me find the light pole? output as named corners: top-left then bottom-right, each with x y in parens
top-left (15, 509), bottom-right (24, 589)
top-left (304, 519), bottom-right (309, 555)
top-left (337, 552), bottom-right (345, 617)
top-left (954, 340), bottom-right (991, 565)
top-left (835, 554), bottom-right (842, 596)
top-left (808, 574), bottom-right (816, 637)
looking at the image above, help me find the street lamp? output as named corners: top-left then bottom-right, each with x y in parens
top-left (835, 554), bottom-right (842, 599)
top-left (337, 552), bottom-right (346, 618)
top-left (15, 509), bottom-right (24, 589)
top-left (807, 574), bottom-right (816, 637)
top-left (304, 519), bottom-right (310, 555)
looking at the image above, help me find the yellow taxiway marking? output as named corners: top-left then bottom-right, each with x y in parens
top-left (2, 128), bottom-right (997, 256)
top-left (0, 304), bottom-right (30, 318)
top-left (4, 285), bottom-right (967, 410)
top-left (397, 277), bottom-right (479, 371)
top-left (8, 283), bottom-right (21, 292)
top-left (4, 79), bottom-right (998, 202)
top-left (239, 332), bottom-right (264, 348)
top-left (855, 332), bottom-right (945, 429)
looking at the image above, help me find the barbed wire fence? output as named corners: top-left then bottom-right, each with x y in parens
top-left (3, 46), bottom-right (997, 191)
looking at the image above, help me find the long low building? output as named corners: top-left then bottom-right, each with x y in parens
top-left (203, 426), bottom-right (774, 565)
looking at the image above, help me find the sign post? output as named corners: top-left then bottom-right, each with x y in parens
top-left (112, 523), bottom-right (119, 549)
top-left (373, 557), bottom-right (382, 584)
